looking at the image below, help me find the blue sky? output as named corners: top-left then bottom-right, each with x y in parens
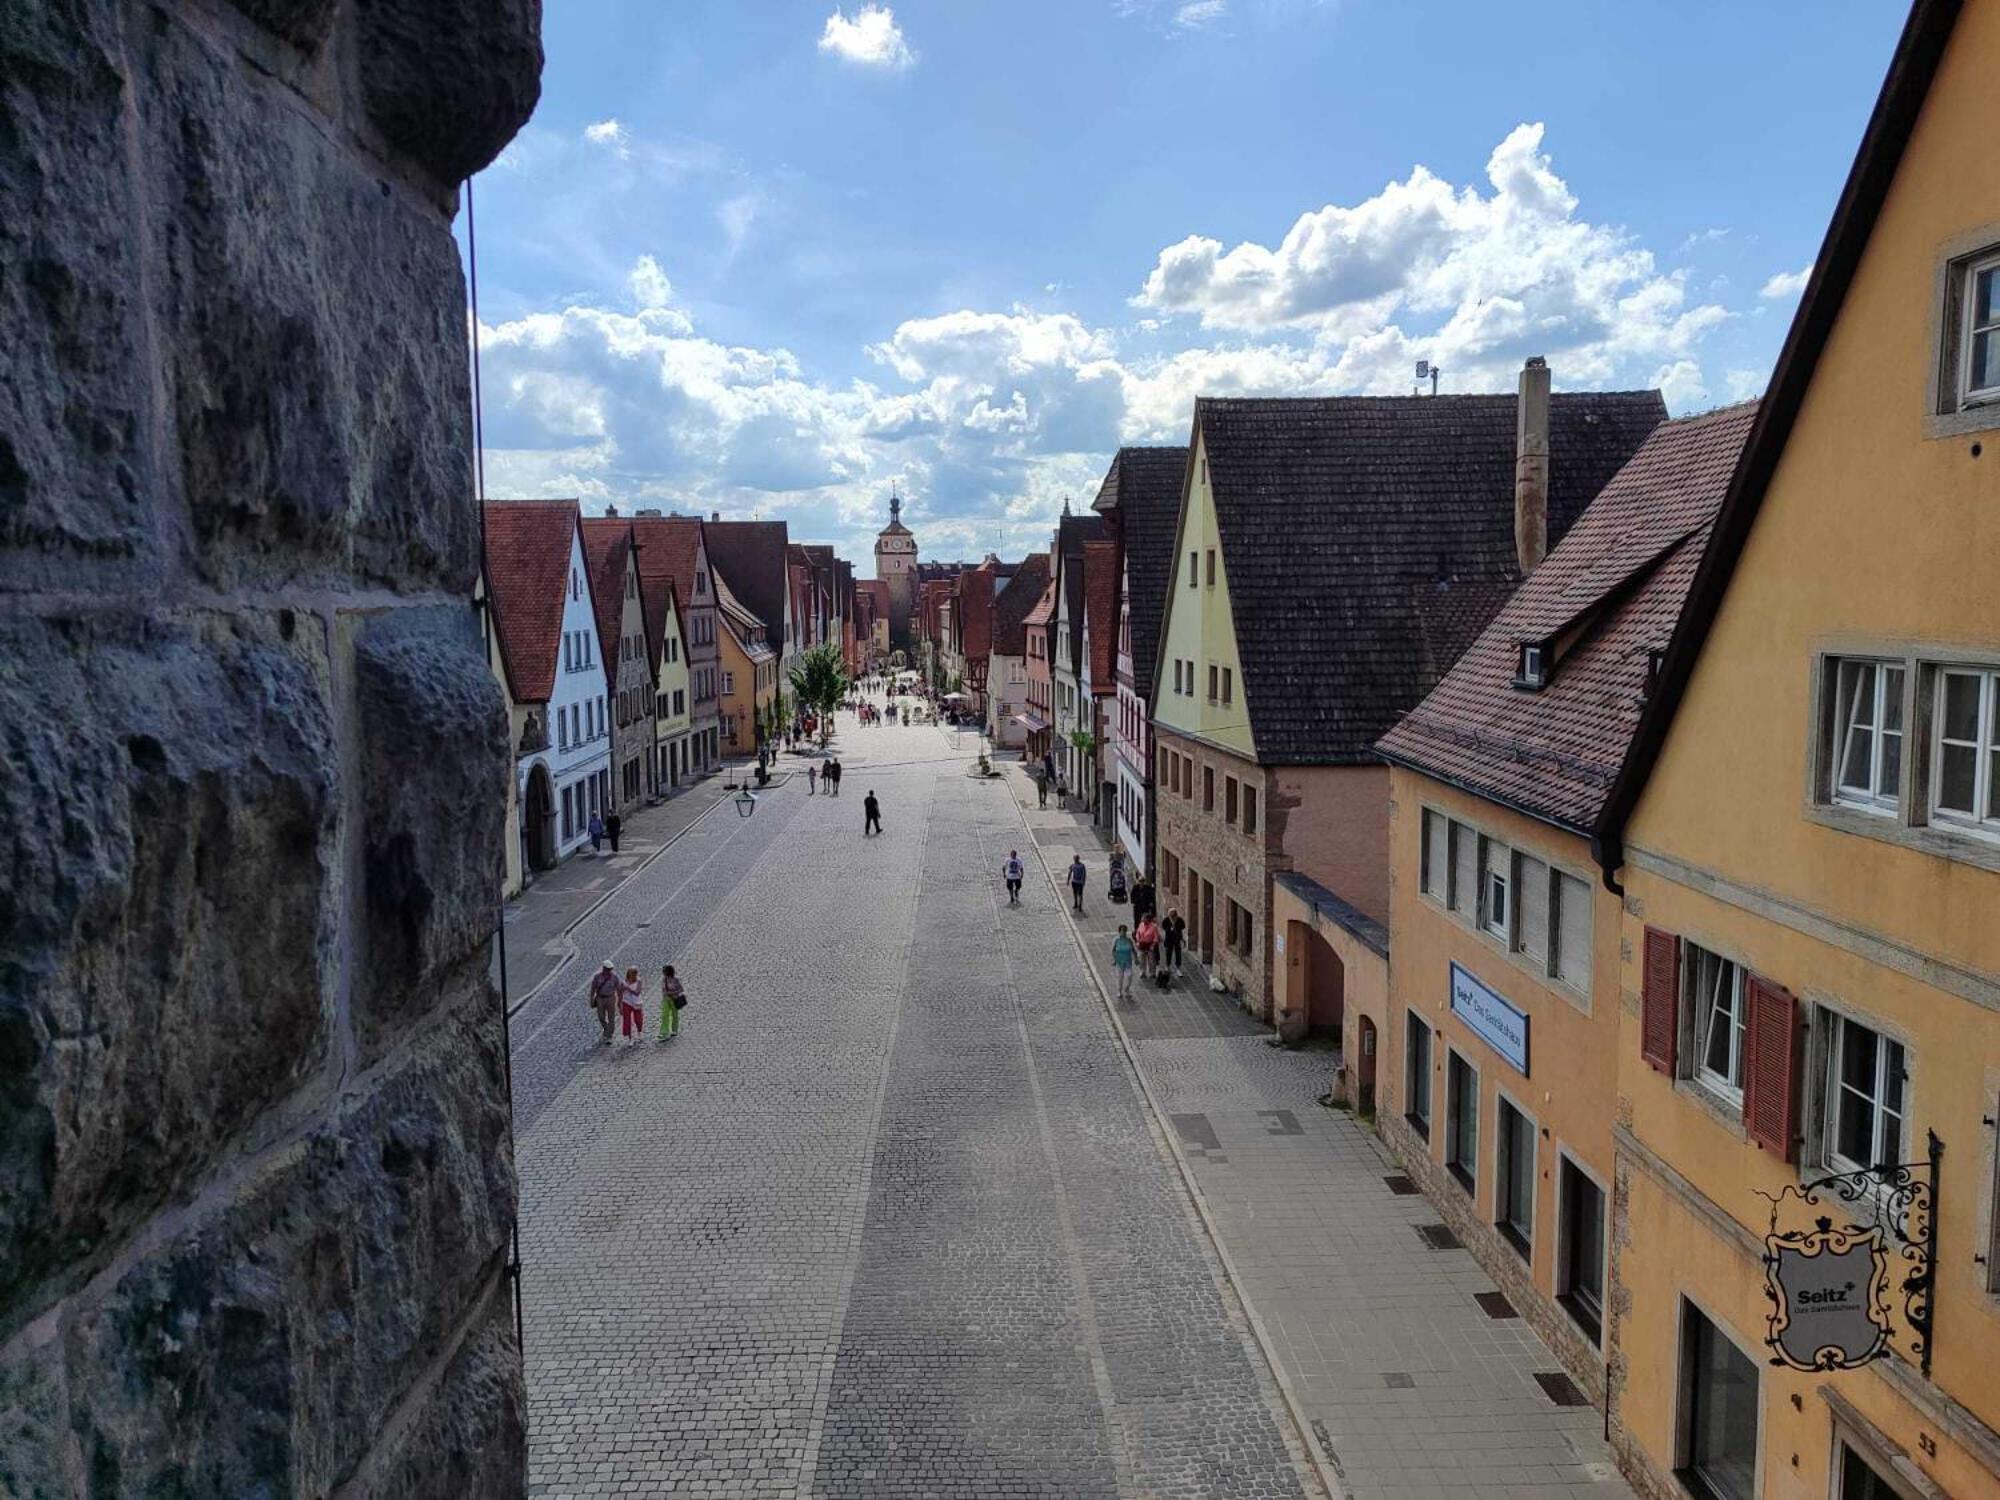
top-left (463, 0), bottom-right (1908, 562)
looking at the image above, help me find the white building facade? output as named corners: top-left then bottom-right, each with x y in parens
top-left (516, 520), bottom-right (612, 872)
top-left (1112, 560), bottom-right (1149, 874)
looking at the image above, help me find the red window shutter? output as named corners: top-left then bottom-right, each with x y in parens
top-left (1742, 977), bottom-right (1800, 1161)
top-left (1640, 927), bottom-right (1679, 1074)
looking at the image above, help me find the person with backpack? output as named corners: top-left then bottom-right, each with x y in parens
top-left (658, 964), bottom-right (686, 1041)
top-left (1110, 925), bottom-right (1137, 1002)
top-left (1002, 850), bottom-right (1026, 905)
top-left (1067, 854), bottom-right (1087, 913)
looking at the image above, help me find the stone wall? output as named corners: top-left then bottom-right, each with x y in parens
top-left (0, 1), bottom-right (540, 1494)
top-left (1153, 729), bottom-right (1272, 1014)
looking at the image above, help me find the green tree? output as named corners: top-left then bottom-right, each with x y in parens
top-left (788, 644), bottom-right (850, 745)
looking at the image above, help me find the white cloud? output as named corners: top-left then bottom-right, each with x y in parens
top-left (818, 5), bottom-right (916, 69)
top-left (583, 119), bottom-right (631, 158)
top-left (1723, 368), bottom-right (1766, 402)
top-left (1174, 0), bottom-right (1230, 29)
top-left (1759, 264), bottom-right (1812, 299)
top-left (1133, 123), bottom-right (1729, 394)
top-left (1649, 359), bottom-right (1708, 411)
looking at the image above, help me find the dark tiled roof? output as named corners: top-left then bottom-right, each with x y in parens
top-left (1084, 540), bottom-right (1119, 691)
top-left (580, 518), bottom-right (638, 677)
top-left (701, 520), bottom-right (790, 643)
top-left (1053, 513), bottom-right (1108, 675)
top-left (1378, 402), bottom-right (1756, 831)
top-left (1198, 390), bottom-right (1666, 765)
top-left (1092, 447), bottom-right (1186, 698)
top-left (1273, 871), bottom-right (1389, 960)
top-left (482, 499), bottom-right (580, 704)
top-left (991, 553), bottom-right (1050, 656)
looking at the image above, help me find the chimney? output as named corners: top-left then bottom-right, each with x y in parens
top-left (604, 504), bottom-right (619, 518)
top-left (1515, 355), bottom-right (1551, 572)
top-left (711, 510), bottom-right (721, 523)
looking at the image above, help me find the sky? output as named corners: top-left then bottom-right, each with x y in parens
top-left (461, 0), bottom-right (1910, 565)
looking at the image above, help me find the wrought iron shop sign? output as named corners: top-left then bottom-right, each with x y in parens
top-left (1758, 1132), bottom-right (1939, 1376)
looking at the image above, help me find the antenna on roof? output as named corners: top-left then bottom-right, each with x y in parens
top-left (1416, 360), bottom-right (1441, 397)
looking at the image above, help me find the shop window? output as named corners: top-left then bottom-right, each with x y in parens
top-left (1676, 1301), bottom-right (1758, 1500)
top-left (1495, 1098), bottom-right (1534, 1257)
top-left (1558, 1158), bottom-right (1605, 1345)
top-left (1405, 1014), bottom-right (1432, 1139)
top-left (1446, 1051), bottom-right (1478, 1194)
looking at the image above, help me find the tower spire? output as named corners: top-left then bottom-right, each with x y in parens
top-left (889, 485), bottom-right (901, 523)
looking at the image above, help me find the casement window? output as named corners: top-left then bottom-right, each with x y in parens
top-left (1516, 853), bottom-right (1549, 961)
top-left (1479, 836), bottom-right (1511, 941)
top-left (1446, 1052), bottom-right (1478, 1192)
top-left (1830, 659), bottom-right (1906, 810)
top-left (1420, 809), bottom-right (1448, 898)
top-left (1933, 667), bottom-right (2000, 833)
top-left (723, 671), bottom-right (735, 695)
top-left (1243, 786), bottom-right (1258, 835)
top-left (1449, 821), bottom-right (1478, 920)
top-left (1405, 1014), bottom-right (1433, 1139)
top-left (1553, 873), bottom-right (1591, 990)
top-left (1495, 1097), bottom-right (1534, 1256)
top-left (1558, 1158), bottom-right (1606, 1345)
top-left (1954, 249), bottom-right (2000, 409)
top-left (561, 786), bottom-right (573, 840)
top-left (1205, 549), bottom-right (1216, 586)
top-left (1677, 1302), bottom-right (1759, 1500)
top-left (1641, 928), bottom-right (1801, 1159)
top-left (1207, 664), bottom-right (1218, 702)
top-left (1826, 1012), bottom-right (1906, 1174)
top-left (1203, 766), bottom-right (1215, 812)
top-left (1188, 551), bottom-right (1198, 587)
top-left (1225, 776), bottom-right (1239, 824)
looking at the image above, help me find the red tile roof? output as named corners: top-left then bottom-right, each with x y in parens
top-left (1083, 539), bottom-right (1119, 693)
top-left (482, 499), bottom-right (581, 704)
top-left (580, 518), bottom-right (638, 676)
top-left (1376, 401), bottom-right (1758, 831)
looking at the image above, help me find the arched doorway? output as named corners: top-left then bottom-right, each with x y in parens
top-left (1292, 923), bottom-right (1344, 1036)
top-left (523, 762), bottom-right (556, 872)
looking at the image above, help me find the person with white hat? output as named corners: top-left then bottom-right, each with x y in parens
top-left (587, 960), bottom-right (622, 1046)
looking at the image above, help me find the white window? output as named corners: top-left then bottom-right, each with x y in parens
top-left (1516, 854), bottom-right (1549, 961)
top-left (1961, 251), bottom-right (2000, 407)
top-left (1553, 872), bottom-right (1591, 990)
top-left (1421, 810), bottom-right (1448, 898)
top-left (1687, 944), bottom-right (1747, 1099)
top-left (1479, 836), bottom-right (1510, 941)
top-left (1827, 1013), bottom-right (1906, 1174)
top-left (1932, 667), bottom-right (2000, 833)
top-left (723, 671), bottom-right (735, 695)
top-left (1830, 658), bottom-right (1905, 810)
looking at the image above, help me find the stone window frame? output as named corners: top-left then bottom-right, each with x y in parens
top-left (1492, 1086), bottom-right (1538, 1262)
top-left (1671, 1291), bottom-right (1766, 1500)
top-left (1552, 1145), bottom-right (1609, 1351)
top-left (1404, 1009), bottom-right (1434, 1140)
top-left (1925, 222), bottom-right (2000, 439)
top-left (1444, 1044), bottom-right (1480, 1199)
top-left (1821, 1387), bottom-right (1943, 1500)
top-left (1804, 637), bottom-right (2000, 875)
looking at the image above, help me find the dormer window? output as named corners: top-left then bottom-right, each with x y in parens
top-left (1514, 643), bottom-right (1548, 691)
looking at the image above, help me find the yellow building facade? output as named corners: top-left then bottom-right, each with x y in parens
top-left (1597, 5), bottom-right (2000, 1495)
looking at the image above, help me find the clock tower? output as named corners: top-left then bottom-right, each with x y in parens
top-left (874, 489), bottom-right (919, 653)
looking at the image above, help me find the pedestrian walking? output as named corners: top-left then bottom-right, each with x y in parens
top-left (828, 759), bottom-right (842, 796)
top-left (588, 812), bottom-right (605, 853)
top-left (807, 764), bottom-right (817, 795)
top-left (1161, 908), bottom-right (1186, 980)
top-left (588, 960), bottom-right (622, 1045)
top-left (1067, 855), bottom-right (1087, 913)
top-left (618, 966), bottom-right (645, 1041)
top-left (1131, 874), bottom-right (1156, 924)
top-left (863, 790), bottom-right (882, 836)
top-left (1036, 769), bottom-right (1049, 808)
top-left (1135, 913), bottom-right (1161, 979)
top-left (658, 964), bottom-right (685, 1040)
top-left (1111, 925), bottom-right (1137, 1002)
top-left (1003, 849), bottom-right (1025, 905)
top-left (606, 811), bottom-right (623, 854)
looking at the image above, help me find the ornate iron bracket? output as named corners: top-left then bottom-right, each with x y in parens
top-left (1756, 1131), bottom-right (1940, 1376)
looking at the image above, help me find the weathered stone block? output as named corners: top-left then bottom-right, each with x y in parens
top-left (354, 605), bottom-right (510, 1060)
top-left (0, 1331), bottom-right (68, 1499)
top-left (141, 18), bottom-right (482, 593)
top-left (355, 0), bottom-right (544, 186)
top-left (0, 613), bottom-right (336, 1327)
top-left (226, 0), bottom-right (337, 51)
top-left (58, 978), bottom-right (517, 1496)
top-left (0, 0), bottom-right (158, 594)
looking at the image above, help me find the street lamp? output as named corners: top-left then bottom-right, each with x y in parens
top-left (735, 787), bottom-right (757, 817)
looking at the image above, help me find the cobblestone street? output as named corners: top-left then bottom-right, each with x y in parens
top-left (511, 715), bottom-right (1320, 1499)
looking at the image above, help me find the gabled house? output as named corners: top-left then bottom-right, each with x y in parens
top-left (713, 565), bottom-right (778, 755)
top-left (1576, 5), bottom-right (1999, 1493)
top-left (640, 566), bottom-right (692, 790)
top-left (1078, 538), bottom-right (1120, 826)
top-left (581, 517), bottom-right (657, 816)
top-left (482, 499), bottom-right (614, 876)
top-left (1022, 575), bottom-right (1058, 764)
top-left (631, 511), bottom-right (721, 776)
top-left (1371, 400), bottom-right (1756, 1416)
top-left (1091, 446), bottom-right (1187, 874)
top-left (987, 554), bottom-right (1051, 748)
top-left (1150, 372), bottom-right (1663, 1019)
top-left (1048, 509), bottom-right (1109, 802)
top-left (701, 518), bottom-right (793, 699)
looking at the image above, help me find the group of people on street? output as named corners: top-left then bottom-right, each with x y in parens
top-left (587, 810), bottom-right (623, 854)
top-left (806, 758), bottom-right (845, 795)
top-left (1111, 910), bottom-right (1186, 1000)
top-left (588, 959), bottom-right (687, 1044)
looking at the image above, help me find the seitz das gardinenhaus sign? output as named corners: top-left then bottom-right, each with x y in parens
top-left (1757, 1133), bottom-right (1939, 1375)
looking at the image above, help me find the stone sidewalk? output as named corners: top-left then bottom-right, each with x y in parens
top-left (494, 766), bottom-right (777, 1009)
top-left (1001, 763), bottom-right (1635, 1500)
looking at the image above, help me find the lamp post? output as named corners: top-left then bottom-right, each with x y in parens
top-left (735, 787), bottom-right (757, 817)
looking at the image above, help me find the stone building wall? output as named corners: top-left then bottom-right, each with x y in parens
top-left (0, 1), bottom-right (540, 1495)
top-left (1153, 729), bottom-right (1273, 1014)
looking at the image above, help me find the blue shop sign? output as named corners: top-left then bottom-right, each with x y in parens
top-left (1450, 962), bottom-right (1529, 1075)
